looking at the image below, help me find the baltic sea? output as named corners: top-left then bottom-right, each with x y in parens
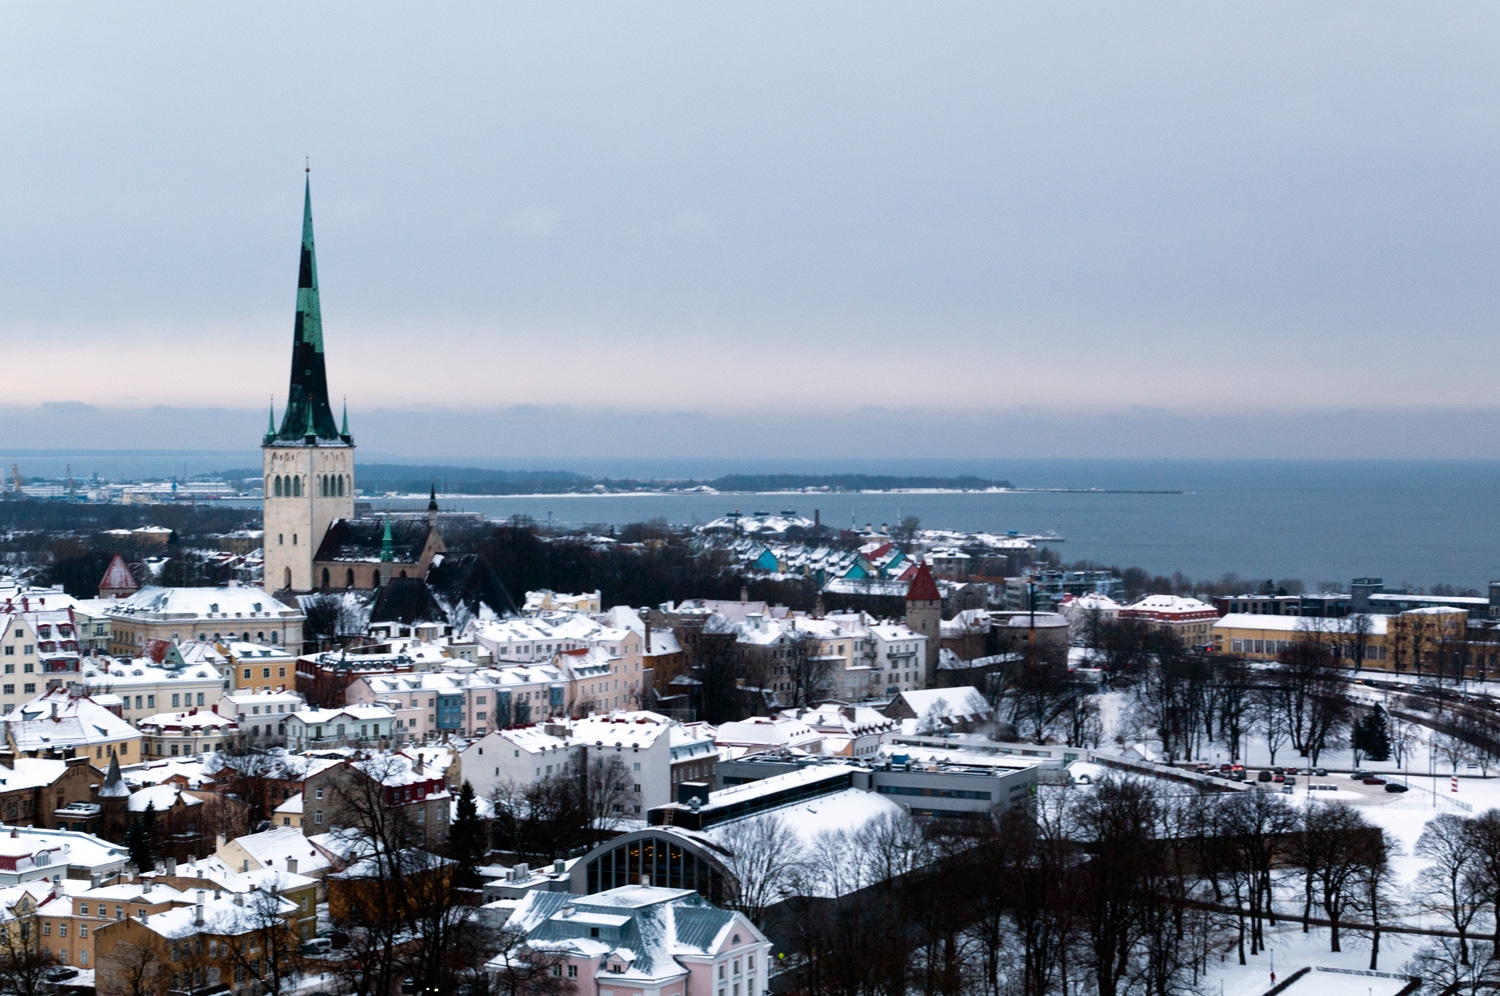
top-left (365, 459), bottom-right (1500, 592)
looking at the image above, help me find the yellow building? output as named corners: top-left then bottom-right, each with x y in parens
top-left (1212, 613), bottom-right (1390, 665)
top-left (1386, 607), bottom-right (1470, 676)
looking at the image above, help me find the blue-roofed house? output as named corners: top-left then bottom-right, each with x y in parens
top-left (491, 884), bottom-right (770, 996)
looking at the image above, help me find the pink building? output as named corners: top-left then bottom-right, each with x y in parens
top-left (493, 886), bottom-right (770, 996)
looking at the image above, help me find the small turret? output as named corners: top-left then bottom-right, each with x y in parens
top-left (265, 400), bottom-right (277, 445)
top-left (428, 483), bottom-right (438, 529)
top-left (340, 398), bottom-right (353, 444)
top-left (378, 515), bottom-right (394, 587)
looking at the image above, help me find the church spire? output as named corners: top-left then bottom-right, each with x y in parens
top-left (273, 175), bottom-right (341, 443)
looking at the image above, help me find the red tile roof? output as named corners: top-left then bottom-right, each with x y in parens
top-left (905, 561), bottom-right (941, 602)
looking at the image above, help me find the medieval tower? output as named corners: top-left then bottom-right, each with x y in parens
top-left (263, 176), bottom-right (355, 592)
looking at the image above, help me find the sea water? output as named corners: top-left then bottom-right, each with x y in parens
top-left (367, 459), bottom-right (1500, 592)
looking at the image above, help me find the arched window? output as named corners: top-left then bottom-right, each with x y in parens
top-left (399, 570), bottom-right (407, 578)
top-left (321, 568), bottom-right (330, 589)
top-left (273, 476), bottom-right (282, 497)
top-left (293, 476), bottom-right (302, 497)
top-left (346, 569), bottom-right (355, 588)
top-left (283, 568), bottom-right (292, 589)
top-left (337, 475), bottom-right (345, 497)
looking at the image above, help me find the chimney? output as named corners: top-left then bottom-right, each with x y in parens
top-left (640, 874), bottom-right (651, 887)
top-left (194, 902), bottom-right (204, 925)
top-left (89, 873), bottom-right (100, 889)
top-left (165, 857), bottom-right (177, 876)
top-left (554, 858), bottom-right (565, 875)
top-left (215, 833), bottom-right (226, 851)
top-left (234, 892), bottom-right (244, 906)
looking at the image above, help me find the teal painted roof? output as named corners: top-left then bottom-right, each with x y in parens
top-left (273, 177), bottom-right (344, 444)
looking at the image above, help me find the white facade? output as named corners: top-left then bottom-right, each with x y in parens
top-left (458, 726), bottom-right (577, 800)
top-left (262, 441), bottom-right (355, 593)
top-left (216, 688), bottom-right (306, 744)
top-left (284, 704), bottom-right (395, 748)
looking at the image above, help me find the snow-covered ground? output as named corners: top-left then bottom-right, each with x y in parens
top-left (1201, 927), bottom-right (1421, 996)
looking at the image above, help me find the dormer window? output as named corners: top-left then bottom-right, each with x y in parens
top-left (589, 927), bottom-right (600, 938)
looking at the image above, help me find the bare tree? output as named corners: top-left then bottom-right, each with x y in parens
top-left (482, 920), bottom-right (578, 996)
top-left (1344, 613), bottom-right (1375, 671)
top-left (98, 940), bottom-right (169, 996)
top-left (1416, 814), bottom-right (1484, 965)
top-left (1389, 712), bottom-right (1419, 769)
top-left (717, 813), bottom-right (806, 928)
top-left (211, 886), bottom-right (301, 996)
top-left (577, 752), bottom-right (631, 844)
top-left (783, 629), bottom-right (833, 710)
top-left (0, 901), bottom-right (58, 996)
top-left (1437, 732), bottom-right (1473, 775)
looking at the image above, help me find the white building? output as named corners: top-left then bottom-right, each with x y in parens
top-left (215, 688), bottom-right (305, 744)
top-left (284, 704), bottom-right (396, 749)
top-left (458, 726), bottom-right (577, 801)
top-left (137, 709), bottom-right (239, 758)
top-left (78, 660), bottom-right (227, 725)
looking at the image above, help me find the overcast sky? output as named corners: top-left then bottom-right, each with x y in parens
top-left (1, 3), bottom-right (1497, 459)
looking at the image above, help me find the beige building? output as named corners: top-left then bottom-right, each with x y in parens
top-left (1119, 594), bottom-right (1219, 645)
top-left (102, 587), bottom-right (304, 657)
top-left (1212, 613), bottom-right (1390, 665)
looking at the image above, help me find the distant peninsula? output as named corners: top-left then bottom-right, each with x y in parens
top-left (337, 465), bottom-right (1016, 496)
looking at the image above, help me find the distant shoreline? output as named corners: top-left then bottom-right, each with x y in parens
top-left (364, 486), bottom-right (1189, 500)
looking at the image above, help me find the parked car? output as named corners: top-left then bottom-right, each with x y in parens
top-left (1385, 782), bottom-right (1409, 793)
top-left (1257, 770), bottom-right (1274, 782)
top-left (1273, 774), bottom-right (1286, 783)
top-left (1314, 767), bottom-right (1328, 776)
top-left (1350, 770), bottom-right (1371, 780)
top-left (1363, 776), bottom-right (1387, 785)
top-left (1284, 767), bottom-right (1300, 775)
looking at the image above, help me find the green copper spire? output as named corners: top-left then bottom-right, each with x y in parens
top-left (379, 515), bottom-right (394, 562)
top-left (340, 398), bottom-right (350, 439)
top-left (265, 400), bottom-right (276, 443)
top-left (273, 175), bottom-right (341, 443)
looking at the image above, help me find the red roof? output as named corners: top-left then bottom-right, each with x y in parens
top-left (905, 561), bottom-right (941, 602)
top-left (99, 555), bottom-right (137, 592)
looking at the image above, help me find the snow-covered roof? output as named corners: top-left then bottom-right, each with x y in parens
top-left (224, 827), bottom-right (333, 876)
top-left (128, 784), bottom-right (202, 813)
top-left (6, 690), bottom-right (139, 749)
top-left (1121, 594), bottom-right (1217, 617)
top-left (101, 585), bottom-right (300, 621)
top-left (1214, 613), bottom-right (1390, 635)
top-left (891, 687), bottom-right (991, 720)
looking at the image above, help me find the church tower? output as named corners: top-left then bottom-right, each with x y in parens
top-left (263, 176), bottom-right (355, 593)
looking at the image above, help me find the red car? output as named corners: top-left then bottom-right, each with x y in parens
top-left (1273, 774), bottom-right (1286, 783)
top-left (1362, 776), bottom-right (1387, 785)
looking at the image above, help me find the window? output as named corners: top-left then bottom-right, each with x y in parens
top-left (315, 811), bottom-right (323, 824)
top-left (22, 684), bottom-right (33, 694)
top-left (568, 966), bottom-right (578, 979)
top-left (314, 787), bottom-right (323, 799)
